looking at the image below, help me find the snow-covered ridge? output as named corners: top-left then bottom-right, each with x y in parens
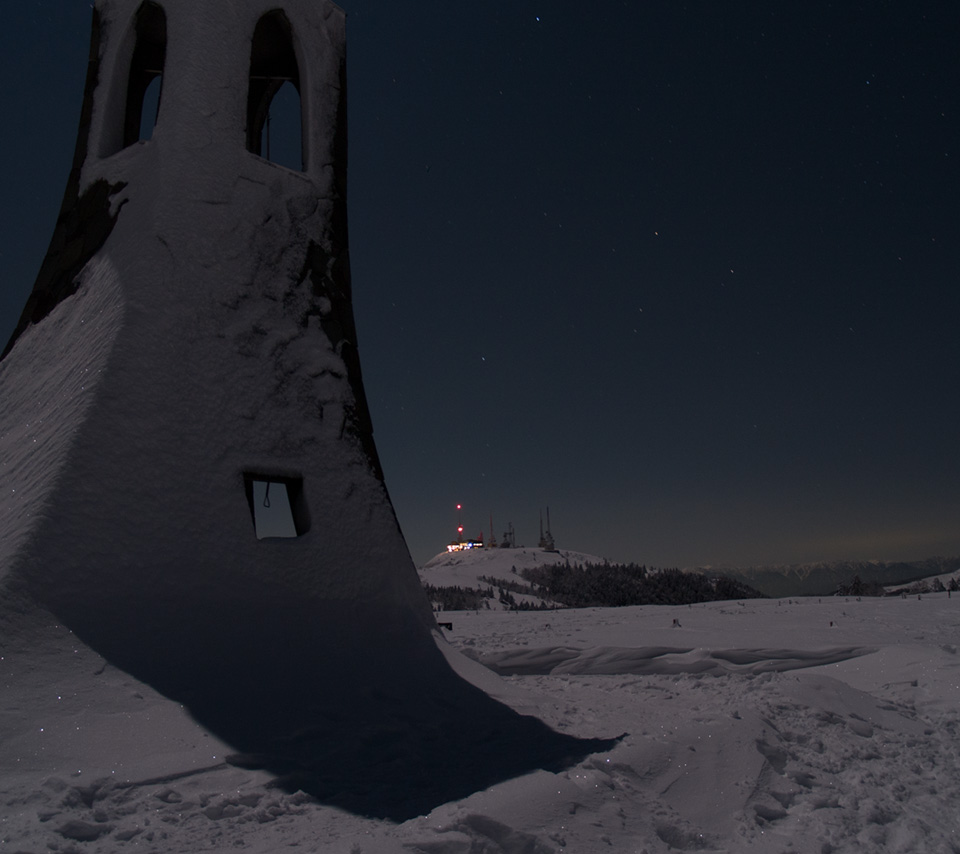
top-left (421, 545), bottom-right (604, 583)
top-left (419, 546), bottom-right (605, 610)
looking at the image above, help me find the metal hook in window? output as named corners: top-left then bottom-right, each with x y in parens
top-left (263, 481), bottom-right (271, 508)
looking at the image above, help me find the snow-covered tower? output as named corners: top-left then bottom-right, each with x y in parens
top-left (0, 0), bottom-right (613, 817)
top-left (0, 0), bottom-right (437, 671)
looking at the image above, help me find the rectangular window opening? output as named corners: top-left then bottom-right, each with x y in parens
top-left (243, 472), bottom-right (310, 539)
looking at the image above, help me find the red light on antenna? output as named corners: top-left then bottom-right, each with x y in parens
top-left (456, 504), bottom-right (462, 510)
top-left (457, 526), bottom-right (463, 533)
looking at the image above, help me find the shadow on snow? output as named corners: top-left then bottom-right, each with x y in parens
top-left (27, 578), bottom-right (617, 822)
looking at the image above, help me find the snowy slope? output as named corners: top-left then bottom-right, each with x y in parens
top-left (2, 593), bottom-right (958, 852)
top-left (419, 546), bottom-right (604, 609)
top-left (422, 546), bottom-right (605, 584)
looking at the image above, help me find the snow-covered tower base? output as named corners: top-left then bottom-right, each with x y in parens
top-left (0, 0), bottom-right (614, 818)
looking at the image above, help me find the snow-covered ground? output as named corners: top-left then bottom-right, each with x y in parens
top-left (2, 579), bottom-right (958, 853)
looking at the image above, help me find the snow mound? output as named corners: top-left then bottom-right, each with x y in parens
top-left (472, 643), bottom-right (876, 675)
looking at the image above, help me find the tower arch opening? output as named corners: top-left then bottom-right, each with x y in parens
top-left (138, 74), bottom-right (162, 141)
top-left (247, 10), bottom-right (306, 171)
top-left (122, 1), bottom-right (167, 148)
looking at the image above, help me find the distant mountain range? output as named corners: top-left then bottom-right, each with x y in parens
top-left (695, 556), bottom-right (960, 597)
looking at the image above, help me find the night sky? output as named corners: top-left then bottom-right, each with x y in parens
top-left (2, 2), bottom-right (958, 569)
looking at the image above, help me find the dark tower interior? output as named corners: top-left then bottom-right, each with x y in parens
top-left (122, 1), bottom-right (167, 149)
top-left (247, 10), bottom-right (304, 169)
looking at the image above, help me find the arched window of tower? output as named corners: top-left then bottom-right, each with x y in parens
top-left (247, 10), bottom-right (305, 171)
top-left (260, 81), bottom-right (303, 171)
top-left (122, 1), bottom-right (166, 149)
top-left (138, 75), bottom-right (162, 141)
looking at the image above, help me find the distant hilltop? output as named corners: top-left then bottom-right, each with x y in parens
top-left (419, 547), bottom-right (764, 611)
top-left (421, 548), bottom-right (960, 605)
top-left (694, 556), bottom-right (960, 598)
top-left (420, 546), bottom-right (604, 611)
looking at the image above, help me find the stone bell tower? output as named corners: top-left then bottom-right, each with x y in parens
top-left (0, 0), bottom-right (613, 818)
